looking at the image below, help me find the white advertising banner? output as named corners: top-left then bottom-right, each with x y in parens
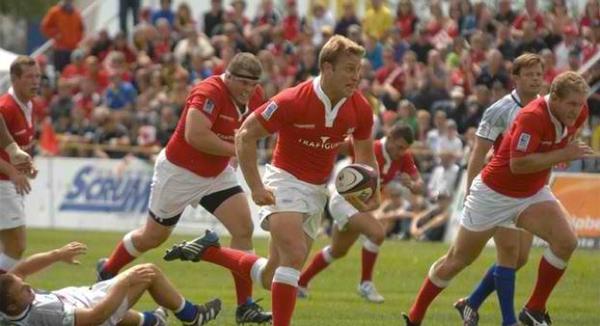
top-left (24, 157), bottom-right (268, 236)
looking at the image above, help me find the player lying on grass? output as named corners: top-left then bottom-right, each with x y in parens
top-left (0, 242), bottom-right (221, 326)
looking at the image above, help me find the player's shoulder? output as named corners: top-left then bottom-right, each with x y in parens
top-left (270, 79), bottom-right (313, 106)
top-left (483, 92), bottom-right (519, 117)
top-left (347, 91), bottom-right (371, 111)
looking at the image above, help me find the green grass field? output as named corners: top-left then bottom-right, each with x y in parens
top-left (24, 228), bottom-right (600, 325)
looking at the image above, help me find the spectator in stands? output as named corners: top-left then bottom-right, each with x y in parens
top-left (476, 49), bottom-right (510, 90)
top-left (49, 79), bottom-right (75, 133)
top-left (119, 0), bottom-right (140, 37)
top-left (395, 0), bottom-right (418, 40)
top-left (389, 26), bottom-right (410, 64)
top-left (364, 35), bottom-right (384, 70)
top-left (174, 2), bottom-right (196, 33)
top-left (410, 28), bottom-right (434, 64)
top-left (173, 27), bottom-right (215, 69)
top-left (334, 0), bottom-right (361, 37)
top-left (372, 46), bottom-right (404, 110)
top-left (41, 0), bottom-right (85, 72)
top-left (252, 0), bottom-right (280, 33)
top-left (231, 0), bottom-right (251, 33)
top-left (512, 0), bottom-right (545, 38)
top-left (112, 32), bottom-right (137, 65)
top-left (309, 1), bottom-right (335, 47)
top-left (203, 0), bottom-right (224, 38)
top-left (581, 0), bottom-right (600, 29)
top-left (436, 119), bottom-right (463, 160)
top-left (92, 107), bottom-right (131, 159)
top-left (555, 25), bottom-right (581, 70)
top-left (151, 0), bottom-right (175, 27)
top-left (514, 20), bottom-right (548, 57)
top-left (495, 0), bottom-right (517, 25)
top-left (104, 71), bottom-right (137, 112)
top-left (61, 49), bottom-right (87, 90)
top-left (541, 48), bottom-right (561, 85)
top-left (85, 55), bottom-right (109, 93)
top-left (73, 78), bottom-right (102, 120)
top-left (496, 23), bottom-right (517, 61)
top-left (410, 191), bottom-right (451, 242)
top-left (363, 0), bottom-right (393, 41)
top-left (397, 100), bottom-right (418, 137)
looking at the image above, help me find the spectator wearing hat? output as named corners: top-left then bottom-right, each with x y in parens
top-left (41, 0), bottom-right (85, 73)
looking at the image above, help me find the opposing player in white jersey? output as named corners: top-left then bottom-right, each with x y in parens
top-left (453, 53), bottom-right (546, 325)
top-left (162, 35), bottom-right (380, 326)
top-left (298, 123), bottom-right (423, 303)
top-left (96, 53), bottom-right (271, 324)
top-left (0, 242), bottom-right (221, 326)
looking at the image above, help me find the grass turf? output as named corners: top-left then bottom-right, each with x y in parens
top-left (23, 228), bottom-right (600, 325)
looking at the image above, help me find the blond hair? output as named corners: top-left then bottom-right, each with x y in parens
top-left (10, 56), bottom-right (36, 79)
top-left (550, 71), bottom-right (590, 100)
top-left (512, 53), bottom-right (544, 75)
top-left (318, 35), bottom-right (365, 70)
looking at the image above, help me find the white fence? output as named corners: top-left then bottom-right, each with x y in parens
top-left (24, 156), bottom-right (268, 236)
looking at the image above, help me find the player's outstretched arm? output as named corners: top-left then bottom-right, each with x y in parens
top-left (236, 113), bottom-right (274, 205)
top-left (510, 141), bottom-right (595, 174)
top-left (185, 108), bottom-right (236, 157)
top-left (11, 242), bottom-right (87, 279)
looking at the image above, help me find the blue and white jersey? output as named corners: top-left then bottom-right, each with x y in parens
top-left (476, 89), bottom-right (524, 144)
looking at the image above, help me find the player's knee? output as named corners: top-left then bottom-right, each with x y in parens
top-left (281, 248), bottom-right (307, 269)
top-left (229, 224), bottom-right (254, 241)
top-left (330, 246), bottom-right (349, 258)
top-left (516, 253), bottom-right (529, 270)
top-left (369, 227), bottom-right (385, 246)
top-left (553, 235), bottom-right (577, 259)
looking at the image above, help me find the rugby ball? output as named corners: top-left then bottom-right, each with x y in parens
top-left (335, 163), bottom-right (378, 201)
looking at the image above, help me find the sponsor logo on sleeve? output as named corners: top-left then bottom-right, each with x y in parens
top-left (261, 101), bottom-right (278, 120)
top-left (516, 133), bottom-right (531, 152)
top-left (203, 99), bottom-right (215, 114)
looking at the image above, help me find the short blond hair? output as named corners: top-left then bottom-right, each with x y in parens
top-left (550, 71), bottom-right (589, 100)
top-left (512, 53), bottom-right (544, 76)
top-left (10, 56), bottom-right (36, 79)
top-left (318, 35), bottom-right (365, 70)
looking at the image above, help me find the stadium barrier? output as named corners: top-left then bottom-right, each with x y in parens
top-left (445, 172), bottom-right (600, 249)
top-left (24, 156), bottom-right (269, 237)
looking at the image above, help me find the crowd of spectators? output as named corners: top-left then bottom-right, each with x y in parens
top-left (31, 0), bottom-right (600, 239)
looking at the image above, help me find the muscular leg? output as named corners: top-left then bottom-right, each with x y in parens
top-left (268, 212), bottom-right (313, 326)
top-left (103, 217), bottom-right (175, 276)
top-left (408, 226), bottom-right (495, 323)
top-left (212, 192), bottom-right (255, 305)
top-left (517, 200), bottom-right (577, 313)
top-left (0, 226), bottom-right (26, 272)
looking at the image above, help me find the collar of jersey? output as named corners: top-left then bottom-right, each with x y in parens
top-left (544, 95), bottom-right (568, 143)
top-left (1, 302), bottom-right (32, 322)
top-left (313, 76), bottom-right (347, 128)
top-left (380, 137), bottom-right (392, 173)
top-left (8, 87), bottom-right (33, 128)
top-left (219, 74), bottom-right (248, 121)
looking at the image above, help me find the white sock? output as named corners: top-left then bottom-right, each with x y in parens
top-left (251, 257), bottom-right (268, 288)
top-left (543, 248), bottom-right (568, 269)
top-left (362, 238), bottom-right (380, 253)
top-left (123, 231), bottom-right (142, 257)
top-left (322, 246), bottom-right (335, 263)
top-left (428, 261), bottom-right (450, 288)
top-left (272, 266), bottom-right (300, 287)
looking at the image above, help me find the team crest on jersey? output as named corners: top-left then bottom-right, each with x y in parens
top-left (516, 133), bottom-right (531, 151)
top-left (203, 99), bottom-right (215, 114)
top-left (262, 101), bottom-right (278, 120)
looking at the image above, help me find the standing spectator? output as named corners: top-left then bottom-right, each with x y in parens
top-left (151, 0), bottom-right (175, 27)
top-left (41, 0), bottom-right (85, 73)
top-left (334, 1), bottom-right (361, 37)
top-left (119, 0), bottom-right (140, 37)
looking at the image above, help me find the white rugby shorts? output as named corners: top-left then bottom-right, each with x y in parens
top-left (0, 180), bottom-right (25, 230)
top-left (148, 150), bottom-right (240, 220)
top-left (328, 190), bottom-right (359, 231)
top-left (258, 165), bottom-right (329, 239)
top-left (460, 175), bottom-right (557, 231)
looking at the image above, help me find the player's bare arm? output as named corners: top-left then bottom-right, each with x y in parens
top-left (0, 158), bottom-right (30, 195)
top-left (510, 141), bottom-right (594, 174)
top-left (466, 137), bottom-right (494, 192)
top-left (236, 113), bottom-right (274, 205)
top-left (0, 115), bottom-right (31, 165)
top-left (11, 242), bottom-right (87, 279)
top-left (352, 137), bottom-right (381, 210)
top-left (74, 275), bottom-right (131, 326)
top-left (185, 108), bottom-right (236, 157)
top-left (400, 172), bottom-right (424, 195)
